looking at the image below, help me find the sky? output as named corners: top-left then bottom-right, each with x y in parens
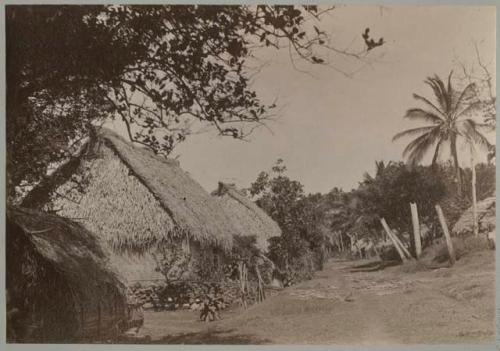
top-left (109, 5), bottom-right (496, 194)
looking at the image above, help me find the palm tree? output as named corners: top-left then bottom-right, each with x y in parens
top-left (393, 71), bottom-right (491, 196)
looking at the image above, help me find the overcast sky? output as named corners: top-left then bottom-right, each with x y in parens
top-left (110, 5), bottom-right (496, 194)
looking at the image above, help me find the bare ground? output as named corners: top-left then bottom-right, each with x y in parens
top-left (128, 249), bottom-right (495, 345)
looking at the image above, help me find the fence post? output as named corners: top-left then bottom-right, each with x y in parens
top-left (410, 203), bottom-right (422, 258)
top-left (80, 304), bottom-right (85, 334)
top-left (470, 143), bottom-right (479, 237)
top-left (382, 220), bottom-right (413, 259)
top-left (380, 218), bottom-right (407, 262)
top-left (435, 204), bottom-right (456, 265)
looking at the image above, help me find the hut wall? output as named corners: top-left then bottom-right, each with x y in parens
top-left (188, 241), bottom-right (228, 281)
top-left (46, 144), bottom-right (173, 282)
top-left (7, 219), bottom-right (127, 343)
top-left (76, 284), bottom-right (127, 341)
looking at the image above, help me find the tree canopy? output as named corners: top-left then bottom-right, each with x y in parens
top-left (392, 72), bottom-right (492, 196)
top-left (249, 159), bottom-right (328, 282)
top-left (8, 5), bottom-right (357, 201)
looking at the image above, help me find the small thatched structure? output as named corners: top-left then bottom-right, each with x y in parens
top-left (22, 128), bottom-right (237, 283)
top-left (7, 207), bottom-right (127, 343)
top-left (212, 182), bottom-right (281, 252)
top-left (452, 197), bottom-right (496, 236)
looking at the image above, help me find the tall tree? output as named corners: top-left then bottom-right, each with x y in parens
top-left (249, 159), bottom-right (327, 281)
top-left (8, 5), bottom-right (376, 202)
top-left (455, 42), bottom-right (496, 163)
top-left (392, 72), bottom-right (491, 196)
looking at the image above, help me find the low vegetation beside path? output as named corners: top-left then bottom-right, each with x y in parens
top-left (126, 240), bottom-right (494, 345)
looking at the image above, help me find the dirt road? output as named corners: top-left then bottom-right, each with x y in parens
top-left (133, 249), bottom-right (495, 345)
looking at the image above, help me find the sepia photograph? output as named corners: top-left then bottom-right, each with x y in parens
top-left (3, 3), bottom-right (497, 346)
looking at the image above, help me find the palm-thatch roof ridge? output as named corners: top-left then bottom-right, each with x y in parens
top-left (7, 206), bottom-right (126, 302)
top-left (452, 197), bottom-right (496, 235)
top-left (98, 129), bottom-right (235, 251)
top-left (212, 182), bottom-right (282, 251)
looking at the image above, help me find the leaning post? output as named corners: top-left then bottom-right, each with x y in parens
top-left (435, 204), bottom-right (456, 265)
top-left (410, 202), bottom-right (422, 258)
top-left (380, 218), bottom-right (408, 262)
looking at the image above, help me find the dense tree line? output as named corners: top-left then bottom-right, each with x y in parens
top-left (250, 159), bottom-right (495, 283)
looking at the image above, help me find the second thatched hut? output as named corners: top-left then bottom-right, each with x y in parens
top-left (452, 197), bottom-right (496, 236)
top-left (212, 182), bottom-right (282, 252)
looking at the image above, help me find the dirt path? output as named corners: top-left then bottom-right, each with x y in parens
top-left (131, 250), bottom-right (495, 345)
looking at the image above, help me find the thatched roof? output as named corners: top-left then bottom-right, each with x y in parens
top-left (7, 206), bottom-right (126, 304)
top-left (452, 197), bottom-right (496, 235)
top-left (98, 129), bottom-right (235, 251)
top-left (23, 128), bottom-right (236, 252)
top-left (212, 182), bottom-right (282, 251)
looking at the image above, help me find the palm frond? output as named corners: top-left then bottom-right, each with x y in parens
top-left (402, 128), bottom-right (441, 165)
top-left (455, 100), bottom-right (481, 120)
top-left (425, 75), bottom-right (449, 112)
top-left (446, 71), bottom-right (454, 111)
top-left (412, 93), bottom-right (445, 117)
top-left (460, 119), bottom-right (493, 150)
top-left (404, 108), bottom-right (443, 124)
top-left (392, 125), bottom-right (437, 142)
top-left (452, 82), bottom-right (476, 115)
top-left (362, 171), bottom-right (374, 183)
top-left (401, 130), bottom-right (432, 157)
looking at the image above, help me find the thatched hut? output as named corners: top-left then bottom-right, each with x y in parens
top-left (211, 182), bottom-right (283, 298)
top-left (212, 182), bottom-right (281, 252)
top-left (452, 197), bottom-right (496, 236)
top-left (7, 207), bottom-right (127, 343)
top-left (22, 128), bottom-right (236, 284)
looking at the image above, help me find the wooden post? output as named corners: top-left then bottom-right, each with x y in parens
top-left (255, 265), bottom-right (265, 303)
top-left (410, 203), bottom-right (422, 258)
top-left (80, 304), bottom-right (85, 332)
top-left (470, 143), bottom-right (478, 237)
top-left (239, 262), bottom-right (248, 309)
top-left (97, 302), bottom-right (101, 340)
top-left (380, 218), bottom-right (407, 262)
top-left (392, 231), bottom-right (412, 259)
top-left (383, 222), bottom-right (412, 259)
top-left (435, 205), bottom-right (456, 265)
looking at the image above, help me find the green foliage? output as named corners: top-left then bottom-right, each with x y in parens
top-left (250, 159), bottom-right (328, 283)
top-left (230, 235), bottom-right (262, 268)
top-left (464, 163), bottom-right (496, 201)
top-left (437, 161), bottom-right (495, 227)
top-left (7, 5), bottom-right (331, 201)
top-left (356, 161), bottom-right (447, 234)
top-left (393, 71), bottom-right (492, 196)
top-left (324, 162), bottom-right (448, 257)
top-left (153, 244), bottom-right (192, 281)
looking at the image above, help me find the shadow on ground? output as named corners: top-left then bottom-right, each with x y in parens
top-left (119, 328), bottom-right (270, 344)
top-left (350, 260), bottom-right (400, 272)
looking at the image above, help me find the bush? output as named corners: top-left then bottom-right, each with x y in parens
top-left (419, 235), bottom-right (490, 266)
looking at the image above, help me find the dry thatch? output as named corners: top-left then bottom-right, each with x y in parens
top-left (98, 129), bottom-right (235, 251)
top-left (452, 197), bottom-right (496, 235)
top-left (22, 128), bottom-right (235, 254)
top-left (7, 207), bottom-right (127, 342)
top-left (212, 182), bottom-right (282, 252)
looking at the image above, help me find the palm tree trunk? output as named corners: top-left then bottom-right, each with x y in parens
top-left (450, 135), bottom-right (463, 197)
top-left (431, 140), bottom-right (442, 167)
top-left (470, 143), bottom-right (478, 237)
